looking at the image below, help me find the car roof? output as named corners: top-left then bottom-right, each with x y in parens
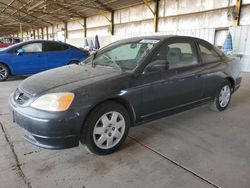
top-left (21, 40), bottom-right (65, 44)
top-left (110, 35), bottom-right (208, 45)
top-left (4, 40), bottom-right (72, 50)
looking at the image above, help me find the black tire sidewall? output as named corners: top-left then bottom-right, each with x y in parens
top-left (84, 102), bottom-right (130, 155)
top-left (215, 81), bottom-right (232, 111)
top-left (0, 63), bottom-right (10, 81)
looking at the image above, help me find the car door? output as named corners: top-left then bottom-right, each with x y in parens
top-left (8, 42), bottom-right (45, 74)
top-left (43, 41), bottom-right (71, 70)
top-left (139, 38), bottom-right (204, 119)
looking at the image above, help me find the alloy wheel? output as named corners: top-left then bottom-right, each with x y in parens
top-left (219, 85), bottom-right (231, 108)
top-left (93, 111), bottom-right (126, 149)
top-left (0, 65), bottom-right (7, 80)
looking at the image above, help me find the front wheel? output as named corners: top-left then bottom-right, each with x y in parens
top-left (0, 63), bottom-right (10, 81)
top-left (211, 80), bottom-right (232, 111)
top-left (82, 102), bottom-right (130, 155)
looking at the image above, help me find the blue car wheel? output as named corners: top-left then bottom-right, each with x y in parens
top-left (0, 63), bottom-right (10, 81)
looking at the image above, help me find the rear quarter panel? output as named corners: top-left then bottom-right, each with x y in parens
top-left (224, 56), bottom-right (242, 81)
top-left (68, 47), bottom-right (87, 62)
top-left (202, 56), bottom-right (241, 99)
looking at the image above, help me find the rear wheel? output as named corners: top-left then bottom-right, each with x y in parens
top-left (82, 102), bottom-right (130, 155)
top-left (211, 80), bottom-right (232, 111)
top-left (0, 63), bottom-right (10, 81)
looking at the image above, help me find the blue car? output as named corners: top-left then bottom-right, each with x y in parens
top-left (0, 40), bottom-right (88, 81)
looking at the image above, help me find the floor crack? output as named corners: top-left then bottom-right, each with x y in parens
top-left (129, 136), bottom-right (221, 188)
top-left (0, 121), bottom-right (32, 188)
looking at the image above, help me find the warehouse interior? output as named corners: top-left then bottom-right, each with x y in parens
top-left (1, 0), bottom-right (250, 188)
top-left (1, 0), bottom-right (250, 70)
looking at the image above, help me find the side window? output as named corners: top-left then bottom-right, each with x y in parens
top-left (44, 42), bottom-right (68, 51)
top-left (153, 42), bottom-right (197, 69)
top-left (21, 43), bottom-right (42, 53)
top-left (198, 43), bottom-right (221, 63)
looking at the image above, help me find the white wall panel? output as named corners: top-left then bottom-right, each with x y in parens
top-left (87, 26), bottom-right (110, 37)
top-left (68, 30), bottom-right (85, 39)
top-left (67, 20), bottom-right (84, 31)
top-left (240, 6), bottom-right (250, 25)
top-left (164, 0), bottom-right (235, 17)
top-left (230, 25), bottom-right (250, 71)
top-left (87, 15), bottom-right (110, 28)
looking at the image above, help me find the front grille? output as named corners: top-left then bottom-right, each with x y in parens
top-left (13, 88), bottom-right (31, 105)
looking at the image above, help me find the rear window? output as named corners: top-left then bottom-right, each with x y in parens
top-left (44, 42), bottom-right (69, 51)
top-left (198, 43), bottom-right (221, 63)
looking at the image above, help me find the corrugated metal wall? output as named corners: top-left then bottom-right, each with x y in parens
top-left (230, 26), bottom-right (250, 71)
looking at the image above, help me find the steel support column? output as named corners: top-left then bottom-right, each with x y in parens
top-left (51, 25), bottom-right (54, 40)
top-left (19, 22), bottom-right (23, 40)
top-left (46, 26), bottom-right (49, 40)
top-left (41, 28), bottom-right (44, 40)
top-left (64, 22), bottom-right (68, 42)
top-left (111, 11), bottom-right (114, 35)
top-left (33, 30), bottom-right (35, 39)
top-left (84, 17), bottom-right (87, 38)
top-left (143, 0), bottom-right (159, 32)
top-left (98, 9), bottom-right (113, 35)
top-left (233, 0), bottom-right (242, 27)
top-left (155, 0), bottom-right (159, 32)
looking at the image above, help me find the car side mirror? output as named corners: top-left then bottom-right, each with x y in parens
top-left (17, 48), bottom-right (24, 55)
top-left (144, 60), bottom-right (169, 73)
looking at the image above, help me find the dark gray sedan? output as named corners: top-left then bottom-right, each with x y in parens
top-left (9, 35), bottom-right (242, 155)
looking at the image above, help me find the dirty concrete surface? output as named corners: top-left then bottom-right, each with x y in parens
top-left (0, 74), bottom-right (250, 188)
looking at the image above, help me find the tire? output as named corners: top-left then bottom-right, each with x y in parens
top-left (210, 80), bottom-right (232, 111)
top-left (82, 101), bottom-right (130, 155)
top-left (68, 60), bottom-right (79, 65)
top-left (0, 63), bottom-right (10, 81)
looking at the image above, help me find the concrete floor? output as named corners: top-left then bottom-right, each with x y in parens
top-left (1, 74), bottom-right (250, 188)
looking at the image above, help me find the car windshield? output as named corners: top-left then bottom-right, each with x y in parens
top-left (83, 39), bottom-right (160, 71)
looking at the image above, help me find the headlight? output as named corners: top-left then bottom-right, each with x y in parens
top-left (30, 92), bottom-right (75, 112)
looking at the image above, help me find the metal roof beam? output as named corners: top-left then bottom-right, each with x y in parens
top-left (0, 10), bottom-right (43, 28)
top-left (53, 2), bottom-right (86, 18)
top-left (0, 1), bottom-right (53, 25)
top-left (94, 0), bottom-right (113, 12)
top-left (1, 0), bottom-right (16, 13)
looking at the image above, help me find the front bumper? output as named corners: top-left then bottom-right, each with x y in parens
top-left (9, 94), bottom-right (84, 149)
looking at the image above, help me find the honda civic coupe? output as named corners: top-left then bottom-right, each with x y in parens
top-left (9, 36), bottom-right (242, 155)
top-left (0, 40), bottom-right (88, 81)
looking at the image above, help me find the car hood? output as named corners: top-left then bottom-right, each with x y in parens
top-left (19, 64), bottom-right (122, 96)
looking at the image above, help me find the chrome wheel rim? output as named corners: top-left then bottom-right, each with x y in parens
top-left (93, 111), bottom-right (125, 149)
top-left (0, 65), bottom-right (7, 80)
top-left (219, 85), bottom-right (231, 108)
